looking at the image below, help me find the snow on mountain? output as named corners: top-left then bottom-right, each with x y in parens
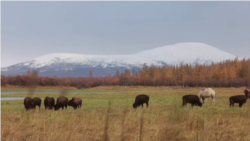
top-left (135, 42), bottom-right (236, 64)
top-left (1, 42), bottom-right (236, 77)
top-left (31, 54), bottom-right (145, 68)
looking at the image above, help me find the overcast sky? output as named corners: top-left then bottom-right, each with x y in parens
top-left (1, 1), bottom-right (250, 67)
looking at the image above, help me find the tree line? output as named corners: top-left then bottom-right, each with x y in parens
top-left (1, 57), bottom-right (250, 88)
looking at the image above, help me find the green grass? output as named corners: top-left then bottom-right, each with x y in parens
top-left (1, 86), bottom-right (250, 141)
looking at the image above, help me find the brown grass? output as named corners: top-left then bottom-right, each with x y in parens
top-left (1, 87), bottom-right (250, 141)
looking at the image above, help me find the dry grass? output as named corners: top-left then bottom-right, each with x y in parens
top-left (1, 87), bottom-right (250, 141)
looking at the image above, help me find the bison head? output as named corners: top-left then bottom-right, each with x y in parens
top-left (31, 100), bottom-right (36, 109)
top-left (244, 90), bottom-right (250, 99)
top-left (197, 102), bottom-right (202, 107)
top-left (133, 103), bottom-right (137, 109)
top-left (68, 100), bottom-right (73, 106)
top-left (54, 105), bottom-right (60, 111)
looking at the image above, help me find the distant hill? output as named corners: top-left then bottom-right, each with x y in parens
top-left (1, 42), bottom-right (236, 77)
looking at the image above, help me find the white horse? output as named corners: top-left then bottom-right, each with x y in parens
top-left (197, 88), bottom-right (216, 104)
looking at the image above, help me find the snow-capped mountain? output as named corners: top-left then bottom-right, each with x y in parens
top-left (1, 42), bottom-right (236, 77)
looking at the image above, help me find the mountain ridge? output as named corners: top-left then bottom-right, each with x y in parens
top-left (1, 42), bottom-right (237, 77)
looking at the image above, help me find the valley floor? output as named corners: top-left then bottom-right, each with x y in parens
top-left (1, 87), bottom-right (250, 141)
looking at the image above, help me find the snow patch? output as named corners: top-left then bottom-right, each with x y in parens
top-left (2, 42), bottom-right (237, 72)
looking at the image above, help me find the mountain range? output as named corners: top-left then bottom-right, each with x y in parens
top-left (1, 42), bottom-right (237, 77)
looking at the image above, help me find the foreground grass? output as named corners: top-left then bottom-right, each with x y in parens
top-left (1, 87), bottom-right (250, 141)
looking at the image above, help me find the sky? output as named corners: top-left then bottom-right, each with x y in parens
top-left (1, 1), bottom-right (250, 67)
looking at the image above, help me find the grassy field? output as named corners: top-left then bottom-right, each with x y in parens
top-left (1, 86), bottom-right (250, 141)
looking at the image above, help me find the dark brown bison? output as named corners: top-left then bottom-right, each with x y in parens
top-left (133, 94), bottom-right (149, 109)
top-left (24, 97), bottom-right (35, 110)
top-left (68, 97), bottom-right (82, 109)
top-left (54, 96), bottom-right (68, 110)
top-left (33, 97), bottom-right (42, 109)
top-left (244, 89), bottom-right (250, 97)
top-left (44, 97), bottom-right (55, 110)
top-left (182, 95), bottom-right (202, 107)
top-left (229, 90), bottom-right (250, 108)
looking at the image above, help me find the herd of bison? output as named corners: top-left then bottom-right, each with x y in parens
top-left (23, 88), bottom-right (250, 110)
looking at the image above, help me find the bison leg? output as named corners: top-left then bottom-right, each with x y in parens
top-left (232, 103), bottom-right (234, 107)
top-left (202, 97), bottom-right (205, 103)
top-left (75, 104), bottom-right (78, 109)
top-left (146, 102), bottom-right (149, 108)
top-left (212, 96), bottom-right (215, 104)
top-left (182, 100), bottom-right (187, 107)
top-left (26, 105), bottom-right (31, 110)
top-left (229, 100), bottom-right (234, 107)
top-left (239, 103), bottom-right (243, 108)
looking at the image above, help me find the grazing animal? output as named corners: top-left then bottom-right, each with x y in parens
top-left (133, 94), bottom-right (149, 109)
top-left (24, 97), bottom-right (35, 110)
top-left (244, 89), bottom-right (250, 97)
top-left (182, 95), bottom-right (202, 107)
top-left (54, 96), bottom-right (68, 110)
top-left (197, 88), bottom-right (216, 104)
top-left (44, 97), bottom-right (55, 110)
top-left (68, 97), bottom-right (82, 109)
top-left (229, 90), bottom-right (250, 108)
top-left (33, 97), bottom-right (42, 109)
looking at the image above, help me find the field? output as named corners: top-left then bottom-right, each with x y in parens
top-left (1, 86), bottom-right (250, 141)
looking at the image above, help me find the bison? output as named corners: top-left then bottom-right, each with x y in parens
top-left (44, 96), bottom-right (55, 110)
top-left (182, 95), bottom-right (202, 107)
top-left (197, 88), bottom-right (216, 104)
top-left (33, 97), bottom-right (42, 109)
top-left (68, 97), bottom-right (82, 109)
top-left (229, 90), bottom-right (250, 108)
top-left (54, 96), bottom-right (68, 110)
top-left (24, 97), bottom-right (35, 110)
top-left (133, 94), bottom-right (149, 109)
top-left (244, 89), bottom-right (250, 97)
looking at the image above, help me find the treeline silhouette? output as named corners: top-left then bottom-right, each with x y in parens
top-left (1, 57), bottom-right (250, 88)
